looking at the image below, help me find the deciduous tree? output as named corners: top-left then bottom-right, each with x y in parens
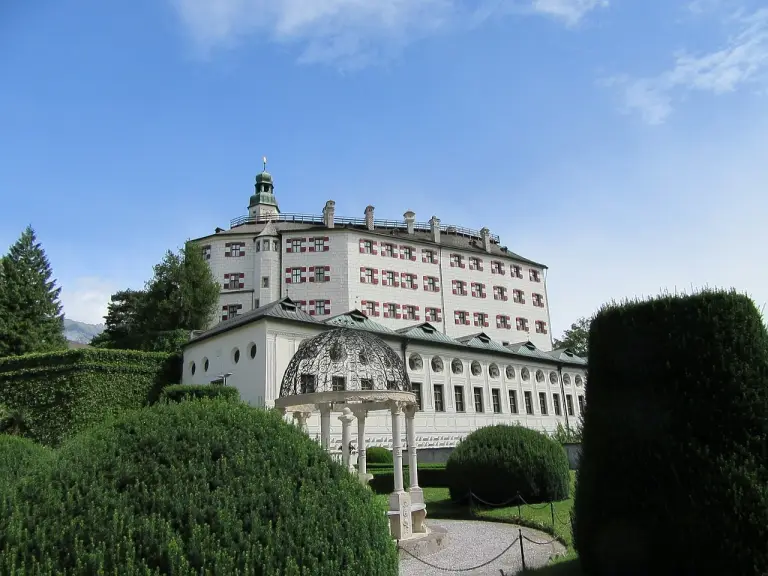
top-left (553, 316), bottom-right (591, 357)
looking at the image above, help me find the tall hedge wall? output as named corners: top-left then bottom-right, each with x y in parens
top-left (0, 349), bottom-right (179, 447)
top-left (573, 290), bottom-right (768, 576)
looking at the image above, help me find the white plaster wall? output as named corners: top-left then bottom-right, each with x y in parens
top-left (182, 316), bottom-right (586, 451)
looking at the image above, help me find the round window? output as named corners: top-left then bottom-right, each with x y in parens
top-left (505, 365), bottom-right (515, 379)
top-left (249, 343), bottom-right (257, 359)
top-left (203, 358), bottom-right (209, 372)
top-left (233, 348), bottom-right (240, 364)
top-left (190, 362), bottom-right (196, 376)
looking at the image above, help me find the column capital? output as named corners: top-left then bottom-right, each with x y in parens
top-left (351, 405), bottom-right (368, 419)
top-left (338, 406), bottom-right (356, 424)
top-left (404, 404), bottom-right (418, 419)
top-left (318, 402), bottom-right (332, 414)
top-left (388, 400), bottom-right (405, 415)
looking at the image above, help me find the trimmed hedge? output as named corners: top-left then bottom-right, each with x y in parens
top-left (0, 399), bottom-right (398, 575)
top-left (366, 446), bottom-right (393, 464)
top-left (0, 349), bottom-right (178, 447)
top-left (368, 463), bottom-right (448, 493)
top-left (445, 425), bottom-right (570, 505)
top-left (160, 384), bottom-right (240, 403)
top-left (573, 290), bottom-right (768, 576)
top-left (0, 435), bottom-right (52, 493)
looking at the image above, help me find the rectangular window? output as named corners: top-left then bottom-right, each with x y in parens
top-left (272, 240), bottom-right (278, 251)
top-left (513, 289), bottom-right (525, 304)
top-left (314, 267), bottom-right (327, 282)
top-left (433, 384), bottom-right (444, 412)
top-left (201, 245), bottom-right (211, 260)
top-left (452, 280), bottom-right (467, 296)
top-left (473, 387), bottom-right (484, 413)
top-left (426, 307), bottom-right (441, 322)
top-left (491, 260), bottom-right (503, 274)
top-left (403, 305), bottom-right (418, 320)
top-left (261, 276), bottom-right (269, 288)
top-left (254, 298), bottom-right (260, 309)
top-left (403, 274), bottom-right (416, 289)
top-left (424, 276), bottom-right (439, 292)
top-left (454, 386), bottom-right (465, 412)
top-left (539, 392), bottom-right (548, 415)
top-left (315, 300), bottom-right (328, 315)
top-left (493, 286), bottom-right (507, 301)
top-left (363, 301), bottom-right (376, 317)
top-left (578, 395), bottom-right (585, 414)
top-left (412, 382), bottom-right (422, 410)
top-left (535, 321), bottom-right (548, 334)
top-left (455, 310), bottom-right (469, 325)
top-left (332, 376), bottom-right (346, 391)
top-left (450, 253), bottom-right (464, 268)
top-left (474, 312), bottom-right (489, 327)
top-left (361, 240), bottom-right (373, 254)
top-left (383, 270), bottom-right (396, 286)
top-left (230, 243), bottom-right (243, 257)
top-left (532, 293), bottom-right (545, 307)
top-left (226, 273), bottom-right (242, 290)
top-left (524, 391), bottom-right (534, 415)
top-left (290, 239), bottom-right (302, 253)
top-left (300, 374), bottom-right (316, 394)
top-left (509, 390), bottom-right (518, 414)
top-left (471, 282), bottom-right (485, 298)
top-left (292, 268), bottom-right (302, 284)
top-left (360, 378), bottom-right (374, 391)
top-left (491, 389), bottom-right (502, 414)
top-left (382, 243), bottom-right (394, 257)
top-left (469, 256), bottom-right (482, 271)
top-left (529, 268), bottom-right (541, 282)
top-left (313, 237), bottom-right (327, 252)
top-left (385, 303), bottom-right (397, 318)
top-left (255, 241), bottom-right (260, 252)
top-left (402, 246), bottom-right (414, 260)
top-left (553, 393), bottom-right (562, 416)
top-left (422, 249), bottom-right (436, 264)
top-left (512, 265), bottom-right (523, 279)
top-left (566, 394), bottom-right (574, 416)
top-left (497, 315), bottom-right (511, 329)
top-left (222, 303), bottom-right (243, 322)
top-left (516, 317), bottom-right (529, 332)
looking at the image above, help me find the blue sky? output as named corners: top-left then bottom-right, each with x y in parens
top-left (1, 0), bottom-right (766, 335)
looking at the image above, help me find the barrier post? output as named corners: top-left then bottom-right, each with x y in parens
top-left (518, 528), bottom-right (526, 570)
top-left (550, 501), bottom-right (555, 528)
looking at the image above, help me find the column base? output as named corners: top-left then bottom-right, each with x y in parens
top-left (387, 490), bottom-right (413, 540)
top-left (408, 486), bottom-right (424, 506)
top-left (358, 472), bottom-right (373, 485)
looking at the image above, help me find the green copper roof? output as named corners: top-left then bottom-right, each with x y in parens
top-left (324, 309), bottom-right (394, 333)
top-left (456, 332), bottom-right (511, 354)
top-left (396, 323), bottom-right (458, 345)
top-left (256, 170), bottom-right (273, 183)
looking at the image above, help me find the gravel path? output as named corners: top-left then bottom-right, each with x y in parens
top-left (399, 519), bottom-right (566, 576)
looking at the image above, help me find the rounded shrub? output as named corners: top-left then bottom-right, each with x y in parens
top-left (366, 446), bottom-right (393, 465)
top-left (0, 399), bottom-right (397, 575)
top-left (445, 424), bottom-right (569, 505)
top-left (159, 383), bottom-right (240, 403)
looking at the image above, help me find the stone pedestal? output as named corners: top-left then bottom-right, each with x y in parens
top-left (388, 490), bottom-right (413, 540)
top-left (338, 407), bottom-right (355, 473)
top-left (319, 403), bottom-right (331, 451)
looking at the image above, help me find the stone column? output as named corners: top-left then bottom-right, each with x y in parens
top-left (338, 407), bottom-right (355, 472)
top-left (405, 405), bottom-right (423, 505)
top-left (319, 403), bottom-right (332, 451)
top-left (293, 411), bottom-right (311, 434)
top-left (391, 403), bottom-right (404, 492)
top-left (353, 406), bottom-right (369, 482)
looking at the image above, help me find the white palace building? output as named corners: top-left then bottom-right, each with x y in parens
top-left (182, 162), bottom-right (587, 457)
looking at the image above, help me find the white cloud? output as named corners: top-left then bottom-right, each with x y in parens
top-left (530, 0), bottom-right (609, 26)
top-left (60, 277), bottom-right (117, 325)
top-left (607, 7), bottom-right (768, 124)
top-left (170, 0), bottom-right (608, 65)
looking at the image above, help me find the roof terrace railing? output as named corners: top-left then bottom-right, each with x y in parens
top-left (230, 213), bottom-right (501, 243)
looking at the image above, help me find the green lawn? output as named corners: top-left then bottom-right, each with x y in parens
top-left (420, 471), bottom-right (583, 575)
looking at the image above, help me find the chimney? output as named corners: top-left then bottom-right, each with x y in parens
top-left (364, 205), bottom-right (375, 231)
top-left (323, 200), bottom-right (335, 228)
top-left (480, 227), bottom-right (492, 252)
top-left (404, 210), bottom-right (415, 234)
top-left (429, 216), bottom-right (441, 243)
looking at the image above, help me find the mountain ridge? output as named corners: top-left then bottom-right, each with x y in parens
top-left (63, 318), bottom-right (105, 344)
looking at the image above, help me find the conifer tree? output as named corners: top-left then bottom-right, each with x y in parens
top-left (0, 226), bottom-right (67, 356)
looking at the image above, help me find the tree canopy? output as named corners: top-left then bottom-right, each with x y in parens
top-left (92, 241), bottom-right (219, 353)
top-left (0, 226), bottom-right (67, 357)
top-left (553, 316), bottom-right (591, 357)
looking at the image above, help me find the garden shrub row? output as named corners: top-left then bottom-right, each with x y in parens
top-left (0, 435), bottom-right (53, 495)
top-left (368, 463), bottom-right (448, 493)
top-left (160, 384), bottom-right (240, 403)
top-left (573, 290), bottom-right (768, 576)
top-left (0, 400), bottom-right (398, 575)
top-left (0, 348), bottom-right (180, 447)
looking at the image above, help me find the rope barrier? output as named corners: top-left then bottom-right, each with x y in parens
top-left (521, 534), bottom-right (561, 546)
top-left (398, 536), bottom-right (521, 572)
